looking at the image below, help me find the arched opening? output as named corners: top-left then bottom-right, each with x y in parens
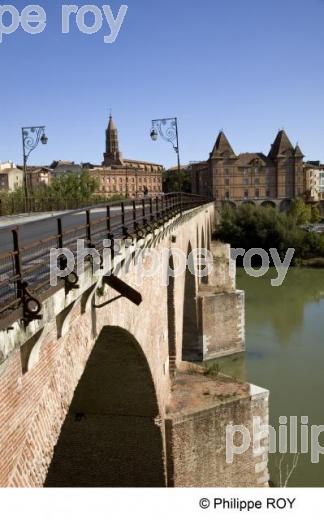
top-left (167, 254), bottom-right (177, 377)
top-left (45, 326), bottom-right (165, 487)
top-left (241, 200), bottom-right (256, 206)
top-left (222, 200), bottom-right (236, 210)
top-left (320, 201), bottom-right (324, 216)
top-left (182, 243), bottom-right (201, 361)
top-left (280, 199), bottom-right (292, 212)
top-left (261, 200), bottom-right (276, 209)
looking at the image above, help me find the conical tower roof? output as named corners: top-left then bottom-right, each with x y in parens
top-left (211, 131), bottom-right (236, 158)
top-left (268, 130), bottom-right (294, 159)
top-left (107, 114), bottom-right (116, 131)
top-left (294, 144), bottom-right (304, 158)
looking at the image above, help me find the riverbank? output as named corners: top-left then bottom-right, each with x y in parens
top-left (295, 257), bottom-right (324, 268)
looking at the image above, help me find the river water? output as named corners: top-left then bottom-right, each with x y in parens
top-left (236, 267), bottom-right (324, 487)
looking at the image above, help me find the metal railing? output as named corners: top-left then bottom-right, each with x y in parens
top-left (0, 193), bottom-right (211, 329)
top-left (0, 195), bottom-right (122, 216)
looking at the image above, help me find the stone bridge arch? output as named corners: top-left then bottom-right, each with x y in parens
top-left (45, 326), bottom-right (165, 487)
top-left (0, 202), bottom-right (270, 488)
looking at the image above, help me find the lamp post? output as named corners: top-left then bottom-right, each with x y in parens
top-left (150, 117), bottom-right (181, 192)
top-left (22, 126), bottom-right (48, 212)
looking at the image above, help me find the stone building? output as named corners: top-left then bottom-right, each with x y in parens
top-left (26, 166), bottom-right (52, 189)
top-left (304, 161), bottom-right (324, 202)
top-left (90, 116), bottom-right (164, 198)
top-left (0, 161), bottom-right (23, 192)
top-left (191, 130), bottom-right (305, 210)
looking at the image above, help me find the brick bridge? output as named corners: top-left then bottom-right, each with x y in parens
top-left (0, 194), bottom-right (269, 487)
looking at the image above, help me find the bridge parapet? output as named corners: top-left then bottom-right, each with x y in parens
top-left (0, 199), bottom-right (269, 488)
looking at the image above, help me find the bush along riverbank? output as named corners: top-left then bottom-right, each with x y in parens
top-left (214, 200), bottom-right (324, 267)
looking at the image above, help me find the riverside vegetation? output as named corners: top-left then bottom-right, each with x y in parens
top-left (215, 200), bottom-right (324, 266)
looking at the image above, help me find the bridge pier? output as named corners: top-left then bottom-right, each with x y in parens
top-left (0, 203), bottom-right (269, 488)
top-left (182, 241), bottom-right (245, 361)
top-left (165, 364), bottom-right (269, 487)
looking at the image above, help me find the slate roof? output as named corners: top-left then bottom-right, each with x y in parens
top-left (211, 131), bottom-right (236, 158)
top-left (268, 130), bottom-right (294, 159)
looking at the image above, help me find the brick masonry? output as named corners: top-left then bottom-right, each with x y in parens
top-left (0, 203), bottom-right (269, 487)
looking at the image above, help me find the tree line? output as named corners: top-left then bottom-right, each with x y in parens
top-left (215, 199), bottom-right (324, 264)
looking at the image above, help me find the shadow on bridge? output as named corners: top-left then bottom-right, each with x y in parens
top-left (182, 242), bottom-right (202, 362)
top-left (45, 326), bottom-right (165, 487)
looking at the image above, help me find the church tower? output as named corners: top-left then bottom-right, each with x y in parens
top-left (103, 115), bottom-right (123, 166)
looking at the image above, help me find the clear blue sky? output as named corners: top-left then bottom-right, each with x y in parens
top-left (1, 0), bottom-right (324, 168)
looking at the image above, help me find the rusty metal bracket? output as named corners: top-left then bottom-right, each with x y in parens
top-left (20, 281), bottom-right (43, 326)
top-left (93, 274), bottom-right (142, 308)
top-left (65, 271), bottom-right (80, 293)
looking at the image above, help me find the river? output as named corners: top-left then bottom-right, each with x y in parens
top-left (237, 267), bottom-right (324, 487)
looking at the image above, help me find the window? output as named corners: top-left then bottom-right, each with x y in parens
top-left (225, 191), bottom-right (230, 199)
top-left (266, 189), bottom-right (271, 197)
top-left (225, 169), bottom-right (230, 176)
top-left (243, 178), bottom-right (249, 186)
top-left (255, 178), bottom-right (259, 185)
top-left (255, 189), bottom-right (260, 198)
top-left (225, 178), bottom-right (230, 186)
top-left (244, 190), bottom-right (248, 199)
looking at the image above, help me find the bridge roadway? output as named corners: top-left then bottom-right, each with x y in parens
top-left (0, 203), bottom-right (144, 253)
top-left (0, 194), bottom-right (207, 328)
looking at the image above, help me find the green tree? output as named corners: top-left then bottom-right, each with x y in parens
top-left (163, 169), bottom-right (192, 193)
top-left (49, 170), bottom-right (99, 202)
top-left (288, 198), bottom-right (311, 225)
top-left (311, 205), bottom-right (321, 224)
top-left (215, 203), bottom-right (324, 263)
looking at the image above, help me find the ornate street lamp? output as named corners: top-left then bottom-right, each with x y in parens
top-left (150, 117), bottom-right (181, 192)
top-left (22, 126), bottom-right (48, 212)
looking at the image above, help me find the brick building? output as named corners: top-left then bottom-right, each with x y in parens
top-left (90, 116), bottom-right (164, 198)
top-left (191, 130), bottom-right (305, 210)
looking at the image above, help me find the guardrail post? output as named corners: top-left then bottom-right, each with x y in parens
top-left (142, 198), bottom-right (147, 225)
top-left (12, 228), bottom-right (22, 299)
top-left (86, 209), bottom-right (93, 247)
top-left (133, 200), bottom-right (136, 224)
top-left (121, 201), bottom-right (128, 237)
top-left (106, 205), bottom-right (115, 263)
top-left (156, 196), bottom-right (159, 219)
top-left (57, 218), bottom-right (66, 271)
top-left (106, 205), bottom-right (111, 237)
top-left (150, 198), bottom-right (154, 222)
top-left (121, 202), bottom-right (125, 223)
top-left (161, 196), bottom-right (165, 222)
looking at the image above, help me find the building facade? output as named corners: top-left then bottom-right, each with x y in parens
top-left (304, 161), bottom-right (324, 202)
top-left (0, 162), bottom-right (23, 192)
top-left (191, 130), bottom-right (305, 209)
top-left (90, 116), bottom-right (164, 198)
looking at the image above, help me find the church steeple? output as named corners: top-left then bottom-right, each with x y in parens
top-left (103, 114), bottom-right (123, 166)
